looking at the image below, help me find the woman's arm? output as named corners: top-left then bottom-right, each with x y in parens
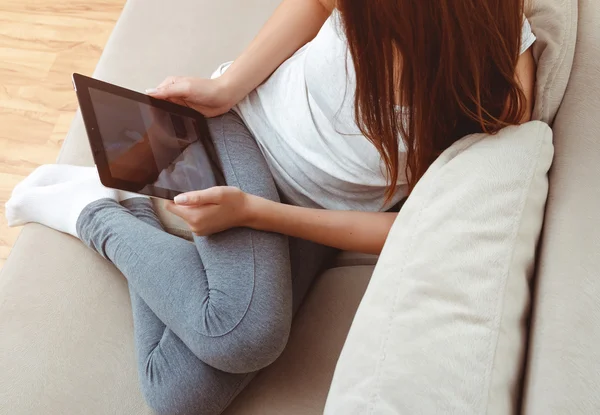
top-left (166, 187), bottom-right (397, 255)
top-left (516, 48), bottom-right (536, 123)
top-left (216, 0), bottom-right (334, 105)
top-left (149, 0), bottom-right (335, 115)
top-left (246, 195), bottom-right (397, 255)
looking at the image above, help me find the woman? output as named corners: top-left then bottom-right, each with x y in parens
top-left (5, 0), bottom-right (536, 414)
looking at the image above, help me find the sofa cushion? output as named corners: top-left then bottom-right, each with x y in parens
top-left (0, 224), bottom-right (373, 415)
top-left (0, 225), bottom-right (152, 415)
top-left (324, 121), bottom-right (554, 415)
top-left (333, 251), bottom-right (379, 268)
top-left (223, 266), bottom-right (373, 415)
top-left (529, 0), bottom-right (578, 124)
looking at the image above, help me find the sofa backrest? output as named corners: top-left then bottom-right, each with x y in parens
top-left (523, 0), bottom-right (600, 413)
top-left (528, 0), bottom-right (578, 125)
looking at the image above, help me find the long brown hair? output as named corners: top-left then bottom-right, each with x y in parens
top-left (337, 0), bottom-right (527, 201)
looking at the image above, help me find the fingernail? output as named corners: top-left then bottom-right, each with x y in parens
top-left (145, 88), bottom-right (158, 94)
top-left (174, 195), bottom-right (188, 204)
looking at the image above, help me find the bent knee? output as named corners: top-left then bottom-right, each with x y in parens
top-left (207, 323), bottom-right (291, 374)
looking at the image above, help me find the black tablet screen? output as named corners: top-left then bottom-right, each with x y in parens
top-left (88, 87), bottom-right (223, 196)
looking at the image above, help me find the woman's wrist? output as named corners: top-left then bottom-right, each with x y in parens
top-left (214, 72), bottom-right (248, 109)
top-left (242, 193), bottom-right (268, 229)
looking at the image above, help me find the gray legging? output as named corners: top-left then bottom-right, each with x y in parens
top-left (76, 112), bottom-right (337, 415)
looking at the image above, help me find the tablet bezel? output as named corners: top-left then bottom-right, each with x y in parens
top-left (72, 73), bottom-right (223, 200)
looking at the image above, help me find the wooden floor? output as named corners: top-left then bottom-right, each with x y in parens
top-left (0, 0), bottom-right (125, 270)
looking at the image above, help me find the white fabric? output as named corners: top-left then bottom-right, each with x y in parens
top-left (521, 17), bottom-right (537, 54)
top-left (324, 121), bottom-right (554, 415)
top-left (214, 14), bottom-right (537, 212)
top-left (5, 165), bottom-right (118, 238)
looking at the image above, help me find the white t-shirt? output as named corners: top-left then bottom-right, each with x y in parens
top-left (214, 13), bottom-right (536, 211)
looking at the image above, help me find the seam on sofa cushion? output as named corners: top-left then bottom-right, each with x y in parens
top-left (483, 122), bottom-right (547, 413)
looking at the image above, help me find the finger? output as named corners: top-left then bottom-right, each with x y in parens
top-left (145, 77), bottom-right (175, 96)
top-left (174, 188), bottom-right (222, 206)
top-left (146, 79), bottom-right (191, 99)
top-left (173, 190), bottom-right (205, 206)
top-left (156, 76), bottom-right (181, 89)
top-left (165, 201), bottom-right (195, 221)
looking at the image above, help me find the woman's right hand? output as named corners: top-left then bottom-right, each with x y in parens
top-left (146, 76), bottom-right (237, 118)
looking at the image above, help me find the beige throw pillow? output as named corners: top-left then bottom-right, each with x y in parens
top-left (324, 121), bottom-right (554, 415)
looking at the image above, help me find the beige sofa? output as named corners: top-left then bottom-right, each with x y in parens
top-left (1, 0), bottom-right (599, 414)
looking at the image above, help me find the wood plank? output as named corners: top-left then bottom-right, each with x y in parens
top-left (0, 0), bottom-right (124, 272)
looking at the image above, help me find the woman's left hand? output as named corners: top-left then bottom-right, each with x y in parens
top-left (166, 187), bottom-right (254, 236)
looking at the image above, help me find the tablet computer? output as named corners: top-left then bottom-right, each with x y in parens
top-left (72, 73), bottom-right (225, 200)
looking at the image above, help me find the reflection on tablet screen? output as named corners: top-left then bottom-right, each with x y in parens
top-left (89, 87), bottom-right (218, 193)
